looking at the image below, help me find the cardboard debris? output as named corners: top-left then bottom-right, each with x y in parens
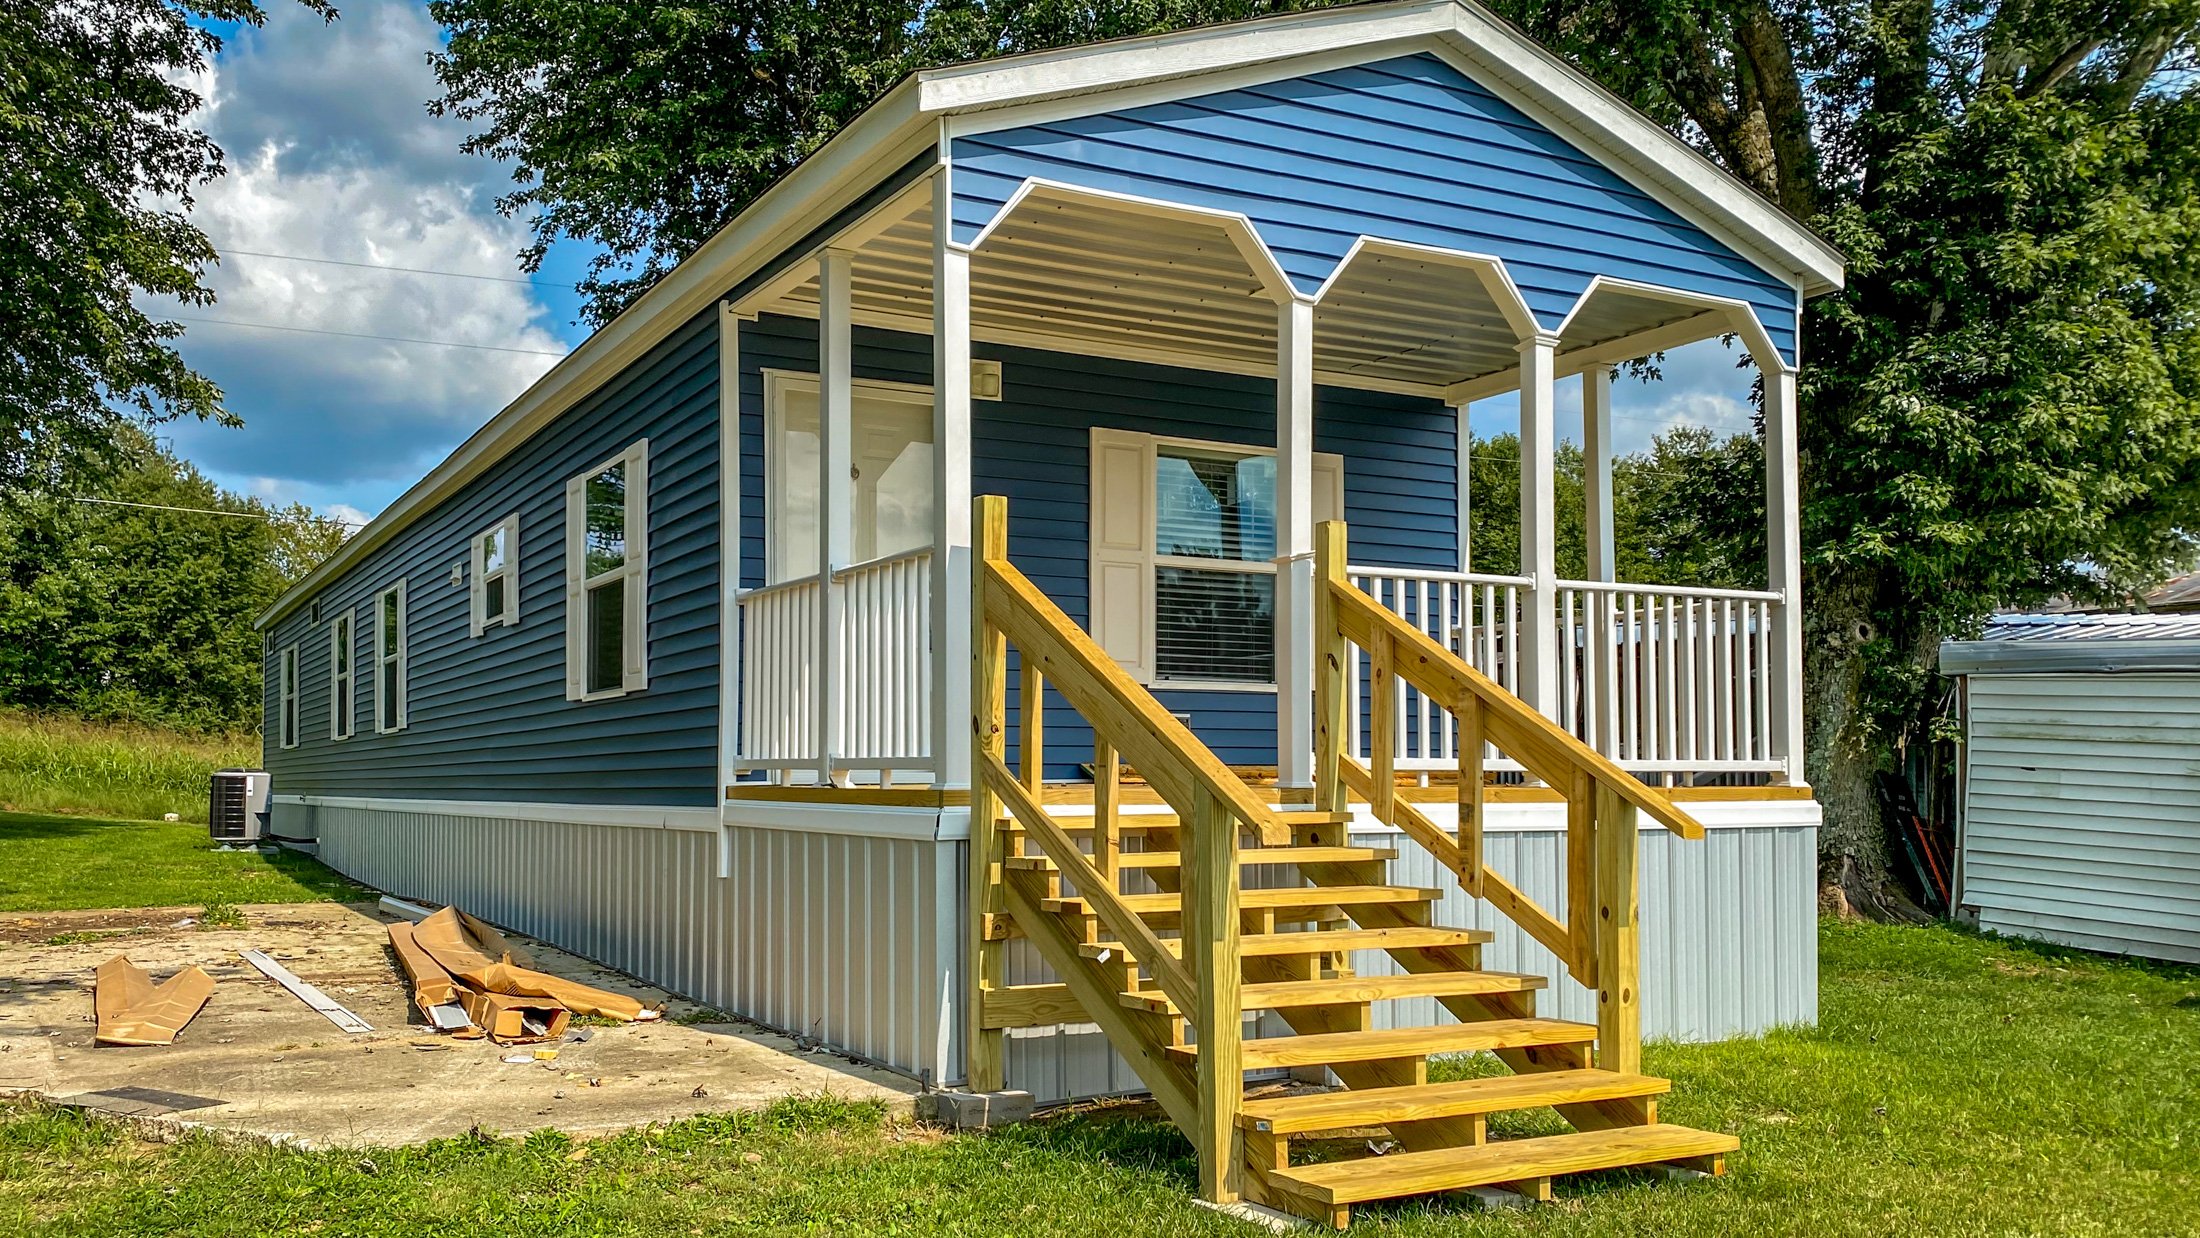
top-left (412, 907), bottom-right (646, 1024)
top-left (462, 989), bottom-right (570, 1044)
top-left (386, 922), bottom-right (480, 1035)
top-left (94, 956), bottom-right (215, 1046)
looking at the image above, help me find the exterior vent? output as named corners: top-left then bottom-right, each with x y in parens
top-left (209, 769), bottom-right (269, 844)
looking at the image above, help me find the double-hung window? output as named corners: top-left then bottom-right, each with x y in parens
top-left (471, 515), bottom-right (519, 635)
top-left (565, 441), bottom-right (649, 699)
top-left (277, 645), bottom-right (300, 750)
top-left (375, 581), bottom-right (408, 733)
top-left (328, 611), bottom-right (354, 741)
top-left (1089, 428), bottom-right (1342, 687)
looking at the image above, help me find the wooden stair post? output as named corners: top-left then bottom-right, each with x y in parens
top-left (1593, 782), bottom-right (1641, 1075)
top-left (1184, 790), bottom-right (1244, 1203)
top-left (966, 494), bottom-right (1010, 1092)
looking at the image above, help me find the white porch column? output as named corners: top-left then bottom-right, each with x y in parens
top-left (1517, 333), bottom-right (1561, 720)
top-left (1764, 363), bottom-right (1805, 784)
top-left (931, 178), bottom-right (975, 790)
top-left (1275, 298), bottom-right (1315, 789)
top-left (1454, 402), bottom-right (1472, 572)
top-left (1582, 365), bottom-right (1616, 583)
top-left (817, 249), bottom-right (854, 786)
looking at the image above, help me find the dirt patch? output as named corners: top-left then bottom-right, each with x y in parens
top-left (0, 901), bottom-right (915, 1147)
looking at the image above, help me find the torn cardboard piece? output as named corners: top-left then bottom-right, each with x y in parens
top-left (94, 956), bottom-right (215, 1046)
top-left (459, 988), bottom-right (570, 1043)
top-left (386, 922), bottom-right (480, 1035)
top-left (413, 907), bottom-right (646, 1022)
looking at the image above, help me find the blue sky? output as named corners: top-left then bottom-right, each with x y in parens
top-left (161, 0), bottom-right (1758, 527)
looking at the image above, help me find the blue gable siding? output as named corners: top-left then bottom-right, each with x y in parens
top-left (735, 313), bottom-right (1455, 778)
top-left (262, 309), bottom-right (723, 807)
top-left (951, 53), bottom-right (1798, 362)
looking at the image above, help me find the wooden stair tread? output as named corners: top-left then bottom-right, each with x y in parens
top-left (1268, 1123), bottom-right (1739, 1205)
top-left (1169, 1018), bottom-right (1596, 1069)
top-left (1240, 1069), bottom-right (1669, 1134)
top-left (1004, 845), bottom-right (1393, 872)
top-left (1078, 925), bottom-right (1491, 961)
top-left (1003, 809), bottom-right (1355, 831)
top-left (1123, 970), bottom-right (1545, 1015)
top-left (1044, 884), bottom-right (1441, 916)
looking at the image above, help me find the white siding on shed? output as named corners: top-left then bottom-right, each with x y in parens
top-left (1962, 673), bottom-right (2200, 963)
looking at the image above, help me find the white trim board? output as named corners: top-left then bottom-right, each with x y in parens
top-left (275, 793), bottom-right (720, 833)
top-left (722, 802), bottom-right (949, 842)
top-left (1342, 797), bottom-right (1823, 834)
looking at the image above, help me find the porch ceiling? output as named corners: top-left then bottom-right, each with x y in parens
top-left (758, 192), bottom-right (1530, 396)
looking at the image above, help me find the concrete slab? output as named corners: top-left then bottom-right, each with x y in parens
top-left (0, 901), bottom-right (916, 1148)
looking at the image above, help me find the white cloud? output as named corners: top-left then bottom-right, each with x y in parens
top-left (156, 0), bottom-right (572, 506)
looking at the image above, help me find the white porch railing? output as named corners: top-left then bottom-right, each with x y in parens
top-left (1345, 566), bottom-right (1531, 772)
top-left (1556, 580), bottom-right (1781, 773)
top-left (734, 548), bottom-right (934, 783)
top-left (1347, 568), bottom-right (1785, 777)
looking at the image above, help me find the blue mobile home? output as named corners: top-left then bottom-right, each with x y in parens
top-left (259, 2), bottom-right (1838, 1220)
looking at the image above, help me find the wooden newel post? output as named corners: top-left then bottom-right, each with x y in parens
top-left (1184, 790), bottom-right (1244, 1203)
top-left (1592, 781), bottom-right (1641, 1076)
top-left (1312, 520), bottom-right (1348, 816)
top-left (966, 495), bottom-right (1010, 1092)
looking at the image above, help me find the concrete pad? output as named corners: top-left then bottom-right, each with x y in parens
top-left (0, 901), bottom-right (916, 1148)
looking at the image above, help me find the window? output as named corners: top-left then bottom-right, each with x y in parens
top-left (329, 611), bottom-right (354, 741)
top-left (471, 514), bottom-right (520, 635)
top-left (764, 371), bottom-right (935, 582)
top-left (375, 581), bottom-right (408, 733)
top-left (1089, 429), bottom-right (1342, 687)
top-left (277, 645), bottom-right (300, 750)
top-left (565, 440), bottom-right (649, 699)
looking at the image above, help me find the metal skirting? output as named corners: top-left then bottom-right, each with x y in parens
top-left (312, 798), bottom-right (1817, 1105)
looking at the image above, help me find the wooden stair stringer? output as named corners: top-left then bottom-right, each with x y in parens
top-left (998, 870), bottom-right (1200, 1133)
top-left (1293, 861), bottom-right (1655, 1134)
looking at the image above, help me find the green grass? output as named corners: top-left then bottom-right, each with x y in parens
top-left (0, 811), bottom-right (369, 912)
top-left (0, 920), bottom-right (2193, 1235)
top-left (0, 710), bottom-right (258, 823)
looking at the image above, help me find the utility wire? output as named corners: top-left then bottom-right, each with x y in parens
top-left (214, 246), bottom-right (578, 289)
top-left (65, 496), bottom-right (370, 529)
top-left (171, 315), bottom-right (568, 358)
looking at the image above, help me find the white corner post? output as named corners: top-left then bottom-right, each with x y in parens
top-left (1275, 297), bottom-right (1316, 790)
top-left (817, 249), bottom-right (854, 786)
top-left (1454, 402), bottom-right (1473, 572)
top-left (716, 298), bottom-right (742, 857)
top-left (1582, 365), bottom-right (1615, 583)
top-left (1765, 362), bottom-right (1805, 784)
top-left (1517, 332), bottom-right (1562, 721)
top-left (931, 173), bottom-right (975, 790)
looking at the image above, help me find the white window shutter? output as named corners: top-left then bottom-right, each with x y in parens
top-left (564, 474), bottom-right (585, 701)
top-left (625, 440), bottom-right (650, 690)
top-left (1314, 453), bottom-right (1344, 527)
top-left (1088, 427), bottom-right (1154, 683)
top-left (504, 512), bottom-right (521, 628)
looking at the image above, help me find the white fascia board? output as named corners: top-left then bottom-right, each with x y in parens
top-left (257, 81), bottom-right (937, 630)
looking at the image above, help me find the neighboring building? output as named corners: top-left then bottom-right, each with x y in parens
top-left (258, 1), bottom-right (1841, 1216)
top-left (1940, 613), bottom-right (2200, 966)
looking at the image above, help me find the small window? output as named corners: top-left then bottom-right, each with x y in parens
top-left (277, 645), bottom-right (301, 750)
top-left (375, 581), bottom-right (408, 733)
top-left (471, 514), bottom-right (520, 635)
top-left (565, 441), bottom-right (649, 700)
top-left (329, 611), bottom-right (354, 741)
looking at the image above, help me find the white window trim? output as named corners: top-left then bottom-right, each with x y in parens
top-left (1089, 427), bottom-right (1343, 692)
top-left (470, 513), bottom-right (521, 636)
top-left (277, 644), bottom-right (300, 750)
top-left (375, 580), bottom-right (409, 734)
top-left (566, 440), bottom-right (650, 701)
top-left (328, 611), bottom-right (354, 742)
top-left (760, 368), bottom-right (936, 585)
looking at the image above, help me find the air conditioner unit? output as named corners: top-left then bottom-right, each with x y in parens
top-left (209, 769), bottom-right (269, 844)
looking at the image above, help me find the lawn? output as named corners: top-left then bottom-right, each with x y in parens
top-left (0, 920), bottom-right (2192, 1236)
top-left (0, 811), bottom-right (369, 912)
top-left (0, 710), bottom-right (258, 824)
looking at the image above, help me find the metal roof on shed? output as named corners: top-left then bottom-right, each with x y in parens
top-left (1942, 612), bottom-right (2200, 675)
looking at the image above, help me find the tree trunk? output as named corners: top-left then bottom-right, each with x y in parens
top-left (1801, 562), bottom-right (1887, 899)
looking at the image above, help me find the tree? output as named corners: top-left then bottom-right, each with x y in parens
top-left (431, 0), bottom-right (2200, 893)
top-left (0, 0), bottom-right (332, 494)
top-left (0, 434), bottom-right (346, 731)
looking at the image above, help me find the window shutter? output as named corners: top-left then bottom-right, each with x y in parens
top-left (565, 474), bottom-right (585, 701)
top-left (624, 440), bottom-right (651, 691)
top-left (504, 512), bottom-right (521, 628)
top-left (1088, 428), bottom-right (1155, 682)
top-left (1314, 453), bottom-right (1344, 527)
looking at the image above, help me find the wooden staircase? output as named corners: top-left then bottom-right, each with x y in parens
top-left (966, 498), bottom-right (1738, 1228)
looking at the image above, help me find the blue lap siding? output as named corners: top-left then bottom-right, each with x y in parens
top-left (950, 53), bottom-right (1799, 362)
top-left (261, 309), bottom-right (724, 807)
top-left (735, 313), bottom-right (1455, 778)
